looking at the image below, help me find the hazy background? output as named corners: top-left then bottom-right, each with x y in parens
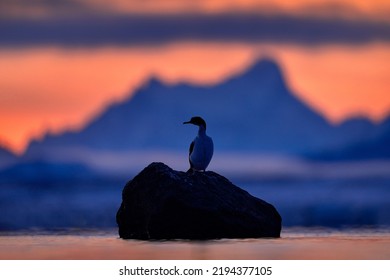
top-left (0, 0), bottom-right (389, 231)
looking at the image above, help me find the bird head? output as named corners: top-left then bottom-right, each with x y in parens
top-left (183, 116), bottom-right (207, 129)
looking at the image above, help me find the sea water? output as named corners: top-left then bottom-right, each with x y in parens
top-left (0, 228), bottom-right (389, 260)
top-left (1, 163), bottom-right (389, 260)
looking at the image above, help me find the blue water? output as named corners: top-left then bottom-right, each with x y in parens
top-left (0, 176), bottom-right (389, 230)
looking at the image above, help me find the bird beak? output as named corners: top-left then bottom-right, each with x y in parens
top-left (183, 121), bottom-right (191, 124)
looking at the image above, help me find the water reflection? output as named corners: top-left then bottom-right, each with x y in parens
top-left (0, 228), bottom-right (389, 260)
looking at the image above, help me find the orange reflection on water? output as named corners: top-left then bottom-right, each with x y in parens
top-left (0, 229), bottom-right (389, 260)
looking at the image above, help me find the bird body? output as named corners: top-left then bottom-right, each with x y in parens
top-left (183, 117), bottom-right (214, 172)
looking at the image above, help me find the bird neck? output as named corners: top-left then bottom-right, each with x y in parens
top-left (198, 125), bottom-right (206, 136)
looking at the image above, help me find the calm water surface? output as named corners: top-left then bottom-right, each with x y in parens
top-left (0, 228), bottom-right (389, 260)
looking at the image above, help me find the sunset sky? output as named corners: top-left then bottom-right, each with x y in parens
top-left (0, 0), bottom-right (389, 153)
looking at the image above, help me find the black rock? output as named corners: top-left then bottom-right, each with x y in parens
top-left (116, 162), bottom-right (282, 239)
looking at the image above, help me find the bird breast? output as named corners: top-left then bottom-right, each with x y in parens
top-left (190, 135), bottom-right (214, 170)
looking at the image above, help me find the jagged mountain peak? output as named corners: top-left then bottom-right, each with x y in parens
top-left (245, 58), bottom-right (283, 77)
top-left (222, 57), bottom-right (288, 97)
top-left (144, 75), bottom-right (166, 88)
top-left (23, 57), bottom-right (388, 159)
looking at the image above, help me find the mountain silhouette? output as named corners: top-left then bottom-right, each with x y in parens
top-left (0, 145), bottom-right (17, 168)
top-left (25, 58), bottom-right (388, 160)
top-left (314, 117), bottom-right (390, 160)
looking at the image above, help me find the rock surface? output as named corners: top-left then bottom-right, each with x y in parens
top-left (116, 162), bottom-right (282, 239)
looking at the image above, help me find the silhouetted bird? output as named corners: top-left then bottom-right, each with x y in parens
top-left (183, 116), bottom-right (214, 172)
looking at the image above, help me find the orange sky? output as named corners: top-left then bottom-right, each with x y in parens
top-left (1, 42), bottom-right (389, 154)
top-left (1, 0), bottom-right (390, 154)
